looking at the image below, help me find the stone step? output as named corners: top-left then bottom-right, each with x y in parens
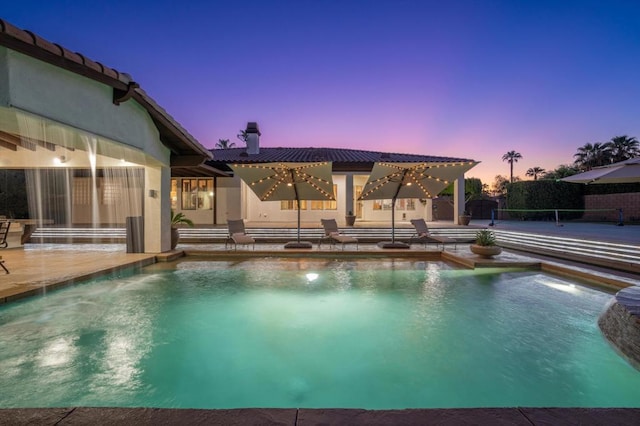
top-left (30, 227), bottom-right (478, 243)
top-left (27, 227), bottom-right (640, 273)
top-left (495, 230), bottom-right (640, 273)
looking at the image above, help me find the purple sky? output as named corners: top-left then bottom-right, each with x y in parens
top-left (3, 1), bottom-right (640, 185)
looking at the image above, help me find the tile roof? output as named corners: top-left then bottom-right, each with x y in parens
top-left (0, 18), bottom-right (211, 160)
top-left (209, 147), bottom-right (476, 172)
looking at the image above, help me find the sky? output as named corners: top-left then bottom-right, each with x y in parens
top-left (2, 0), bottom-right (640, 185)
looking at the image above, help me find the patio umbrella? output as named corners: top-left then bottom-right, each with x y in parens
top-left (231, 162), bottom-right (335, 248)
top-left (359, 161), bottom-right (477, 248)
top-left (562, 157), bottom-right (640, 184)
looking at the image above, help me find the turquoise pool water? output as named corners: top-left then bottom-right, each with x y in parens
top-left (1, 258), bottom-right (639, 409)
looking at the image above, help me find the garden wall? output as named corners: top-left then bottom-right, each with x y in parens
top-left (583, 192), bottom-right (640, 222)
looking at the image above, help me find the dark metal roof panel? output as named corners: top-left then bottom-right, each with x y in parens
top-left (209, 147), bottom-right (476, 172)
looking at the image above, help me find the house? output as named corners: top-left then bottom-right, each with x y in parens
top-left (0, 18), bottom-right (476, 253)
top-left (169, 123), bottom-right (477, 227)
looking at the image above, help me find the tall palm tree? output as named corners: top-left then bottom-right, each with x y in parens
top-left (501, 151), bottom-right (523, 183)
top-left (605, 135), bottom-right (639, 163)
top-left (215, 139), bottom-right (235, 149)
top-left (525, 166), bottom-right (545, 180)
top-left (573, 142), bottom-right (608, 171)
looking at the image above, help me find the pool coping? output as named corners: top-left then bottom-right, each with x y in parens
top-left (2, 246), bottom-right (635, 305)
top-left (2, 407), bottom-right (640, 425)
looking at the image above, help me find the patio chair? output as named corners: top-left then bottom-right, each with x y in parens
top-left (409, 218), bottom-right (457, 250)
top-left (319, 219), bottom-right (358, 250)
top-left (225, 219), bottom-right (255, 250)
top-left (0, 221), bottom-right (9, 273)
top-left (0, 220), bottom-right (9, 249)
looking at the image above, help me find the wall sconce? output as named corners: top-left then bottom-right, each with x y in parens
top-left (148, 189), bottom-right (158, 198)
top-left (53, 156), bottom-right (66, 165)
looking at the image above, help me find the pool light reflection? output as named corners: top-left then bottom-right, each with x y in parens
top-left (306, 273), bottom-right (319, 282)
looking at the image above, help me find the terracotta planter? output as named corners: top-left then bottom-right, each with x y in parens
top-left (171, 228), bottom-right (179, 250)
top-left (459, 215), bottom-right (471, 226)
top-left (345, 215), bottom-right (356, 227)
top-left (470, 244), bottom-right (502, 258)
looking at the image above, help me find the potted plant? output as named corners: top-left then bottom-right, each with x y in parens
top-left (458, 210), bottom-right (472, 226)
top-left (470, 229), bottom-right (502, 258)
top-left (345, 210), bottom-right (356, 227)
top-left (171, 210), bottom-right (194, 249)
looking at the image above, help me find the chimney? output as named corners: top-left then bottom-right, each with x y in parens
top-left (245, 122), bottom-right (261, 155)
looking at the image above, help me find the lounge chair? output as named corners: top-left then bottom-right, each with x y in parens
top-left (319, 219), bottom-right (358, 250)
top-left (0, 221), bottom-right (9, 273)
top-left (409, 218), bottom-right (457, 250)
top-left (0, 220), bottom-right (9, 249)
top-left (225, 219), bottom-right (255, 250)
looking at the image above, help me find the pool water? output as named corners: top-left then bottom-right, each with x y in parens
top-left (1, 258), bottom-right (639, 409)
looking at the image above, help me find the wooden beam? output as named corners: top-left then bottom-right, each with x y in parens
top-left (0, 130), bottom-right (36, 151)
top-left (0, 130), bottom-right (56, 151)
top-left (0, 139), bottom-right (17, 151)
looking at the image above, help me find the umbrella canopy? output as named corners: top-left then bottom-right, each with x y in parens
top-left (359, 161), bottom-right (478, 247)
top-left (231, 162), bottom-right (335, 247)
top-left (562, 158), bottom-right (640, 184)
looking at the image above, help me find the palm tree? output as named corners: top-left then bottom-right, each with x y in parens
top-left (215, 139), bottom-right (235, 149)
top-left (237, 130), bottom-right (248, 145)
top-left (605, 135), bottom-right (639, 163)
top-left (525, 166), bottom-right (545, 180)
top-left (573, 142), bottom-right (608, 171)
top-left (501, 151), bottom-right (523, 183)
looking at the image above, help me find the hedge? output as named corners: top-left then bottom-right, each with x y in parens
top-left (506, 180), bottom-right (584, 220)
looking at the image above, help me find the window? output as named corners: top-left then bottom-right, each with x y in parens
top-left (310, 185), bottom-right (337, 210)
top-left (281, 200), bottom-right (307, 210)
top-left (182, 179), bottom-right (196, 210)
top-left (396, 199), bottom-right (416, 210)
top-left (181, 178), bottom-right (214, 210)
top-left (373, 199), bottom-right (416, 211)
top-left (170, 179), bottom-right (177, 210)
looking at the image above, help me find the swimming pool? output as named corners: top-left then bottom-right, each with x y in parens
top-left (0, 258), bottom-right (638, 409)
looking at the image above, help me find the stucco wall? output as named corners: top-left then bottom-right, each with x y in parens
top-left (1, 48), bottom-right (168, 164)
top-left (0, 48), bottom-right (9, 107)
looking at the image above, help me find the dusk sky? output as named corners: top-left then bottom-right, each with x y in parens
top-left (2, 1), bottom-right (639, 185)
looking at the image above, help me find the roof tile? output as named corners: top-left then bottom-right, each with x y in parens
top-left (1, 20), bottom-right (34, 45)
top-left (209, 147), bottom-right (475, 171)
top-left (31, 32), bottom-right (63, 56)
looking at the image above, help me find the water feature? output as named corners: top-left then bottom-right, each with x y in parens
top-left (0, 258), bottom-right (638, 409)
top-left (0, 108), bottom-right (146, 232)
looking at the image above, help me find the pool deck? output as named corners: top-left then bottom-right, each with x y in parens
top-left (2, 406), bottom-right (640, 425)
top-left (1, 221), bottom-right (640, 424)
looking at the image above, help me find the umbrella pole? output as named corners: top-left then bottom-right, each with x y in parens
top-left (391, 196), bottom-right (396, 243)
top-left (297, 201), bottom-right (301, 242)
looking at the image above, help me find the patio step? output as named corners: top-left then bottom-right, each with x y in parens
top-left (29, 227), bottom-right (478, 244)
top-left (494, 230), bottom-right (640, 274)
top-left (27, 227), bottom-right (640, 273)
